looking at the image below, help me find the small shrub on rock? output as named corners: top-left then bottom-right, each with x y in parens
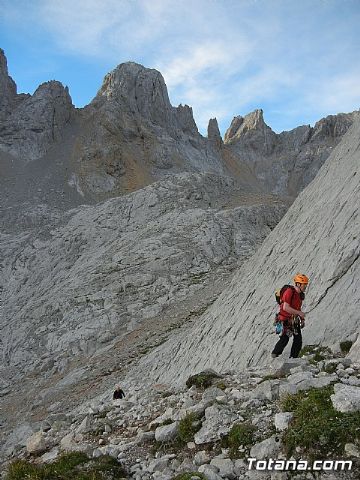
top-left (299, 344), bottom-right (332, 362)
top-left (186, 370), bottom-right (221, 389)
top-left (86, 455), bottom-right (127, 477)
top-left (259, 372), bottom-right (286, 383)
top-left (299, 344), bottom-right (318, 356)
top-left (340, 340), bottom-right (353, 354)
top-left (151, 413), bottom-right (202, 455)
top-left (178, 412), bottom-right (202, 443)
top-left (323, 362), bottom-right (337, 374)
top-left (216, 381), bottom-right (227, 390)
top-left (161, 418), bottom-right (174, 426)
top-left (221, 422), bottom-right (256, 458)
top-left (5, 452), bottom-right (127, 480)
top-left (172, 473), bottom-right (206, 480)
top-left (6, 460), bottom-right (38, 480)
top-left (281, 385), bottom-right (360, 460)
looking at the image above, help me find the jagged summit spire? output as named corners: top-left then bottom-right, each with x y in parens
top-left (0, 48), bottom-right (9, 73)
top-left (0, 48), bottom-right (18, 121)
top-left (208, 118), bottom-right (223, 147)
top-left (0, 48), bottom-right (13, 79)
top-left (224, 109), bottom-right (272, 143)
top-left (223, 108), bottom-right (277, 156)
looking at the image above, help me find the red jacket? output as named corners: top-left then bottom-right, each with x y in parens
top-left (279, 287), bottom-right (302, 320)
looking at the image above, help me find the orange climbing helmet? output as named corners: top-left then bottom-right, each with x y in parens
top-left (293, 273), bottom-right (309, 285)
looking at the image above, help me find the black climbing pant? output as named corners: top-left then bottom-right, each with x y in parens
top-left (272, 326), bottom-right (302, 358)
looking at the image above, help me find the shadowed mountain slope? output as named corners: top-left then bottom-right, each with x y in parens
top-left (224, 108), bottom-right (359, 196)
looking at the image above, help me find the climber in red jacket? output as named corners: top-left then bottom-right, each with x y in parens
top-left (272, 273), bottom-right (309, 358)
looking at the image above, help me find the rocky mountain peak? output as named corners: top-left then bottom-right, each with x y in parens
top-left (312, 112), bottom-right (359, 140)
top-left (0, 48), bottom-right (18, 121)
top-left (224, 109), bottom-right (271, 143)
top-left (176, 103), bottom-right (199, 135)
top-left (224, 115), bottom-right (244, 143)
top-left (207, 118), bottom-right (223, 147)
top-left (241, 108), bottom-right (266, 130)
top-left (93, 61), bottom-right (173, 126)
top-left (0, 78), bottom-right (74, 160)
top-left (224, 109), bottom-right (277, 158)
top-left (33, 80), bottom-right (72, 104)
top-left (0, 47), bottom-right (9, 75)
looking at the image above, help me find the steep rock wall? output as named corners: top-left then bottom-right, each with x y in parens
top-left (132, 119), bottom-right (360, 386)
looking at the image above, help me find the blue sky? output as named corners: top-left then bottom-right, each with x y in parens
top-left (1, 0), bottom-right (360, 136)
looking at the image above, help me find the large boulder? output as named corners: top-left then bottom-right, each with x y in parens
top-left (26, 431), bottom-right (47, 455)
top-left (331, 384), bottom-right (360, 413)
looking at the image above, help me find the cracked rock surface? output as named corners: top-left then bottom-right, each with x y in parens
top-left (0, 172), bottom-right (286, 451)
top-left (0, 172), bottom-right (285, 376)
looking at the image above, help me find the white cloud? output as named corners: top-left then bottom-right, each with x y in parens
top-left (2, 0), bottom-right (359, 133)
top-left (158, 43), bottom-right (239, 88)
top-left (310, 73), bottom-right (360, 113)
top-left (35, 0), bottom-right (211, 60)
top-left (38, 0), bottom-right (136, 57)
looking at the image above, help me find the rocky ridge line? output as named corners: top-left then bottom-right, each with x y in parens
top-left (1, 48), bottom-right (358, 208)
top-left (224, 108), bottom-right (359, 196)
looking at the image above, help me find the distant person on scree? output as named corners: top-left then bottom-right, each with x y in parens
top-left (113, 385), bottom-right (126, 400)
top-left (272, 274), bottom-right (309, 359)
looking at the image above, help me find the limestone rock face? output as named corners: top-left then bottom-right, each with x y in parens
top-left (224, 116), bottom-right (243, 142)
top-left (154, 422), bottom-right (179, 442)
top-left (0, 80), bottom-right (74, 160)
top-left (176, 104), bottom-right (199, 135)
top-left (93, 62), bottom-right (199, 138)
top-left (131, 119), bottom-right (360, 386)
top-left (2, 350), bottom-right (360, 474)
top-left (0, 48), bottom-right (17, 120)
top-left (26, 431), bottom-right (47, 455)
top-left (0, 52), bottom-right (230, 211)
top-left (250, 435), bottom-right (282, 459)
top-left (312, 113), bottom-right (355, 139)
top-left (348, 337), bottom-right (360, 364)
top-left (0, 172), bottom-right (286, 376)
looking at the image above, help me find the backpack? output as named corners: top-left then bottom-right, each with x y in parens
top-left (273, 285), bottom-right (294, 335)
top-left (275, 284), bottom-right (305, 305)
top-left (275, 285), bottom-right (295, 305)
